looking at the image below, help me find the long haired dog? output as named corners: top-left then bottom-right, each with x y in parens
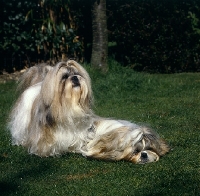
top-left (8, 60), bottom-right (169, 164)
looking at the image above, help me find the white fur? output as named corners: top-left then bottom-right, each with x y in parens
top-left (8, 60), bottom-right (169, 163)
top-left (86, 120), bottom-right (142, 149)
top-left (9, 83), bottom-right (41, 145)
top-left (84, 119), bottom-right (144, 156)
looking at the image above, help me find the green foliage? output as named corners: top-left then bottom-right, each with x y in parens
top-left (2, 0), bottom-right (200, 73)
top-left (0, 61), bottom-right (200, 195)
top-left (188, 10), bottom-right (200, 35)
top-left (108, 0), bottom-right (200, 73)
top-left (26, 0), bottom-right (84, 62)
top-left (1, 1), bottom-right (34, 54)
top-left (1, 0), bottom-right (83, 63)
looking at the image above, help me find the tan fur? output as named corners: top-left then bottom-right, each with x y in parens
top-left (18, 64), bottom-right (53, 92)
top-left (87, 126), bottom-right (137, 161)
top-left (8, 60), bottom-right (169, 163)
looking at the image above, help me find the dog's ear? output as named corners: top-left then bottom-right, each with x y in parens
top-left (45, 109), bottom-right (55, 127)
top-left (157, 138), bottom-right (170, 156)
top-left (18, 64), bottom-right (52, 92)
top-left (143, 133), bottom-right (170, 156)
top-left (41, 68), bottom-right (57, 106)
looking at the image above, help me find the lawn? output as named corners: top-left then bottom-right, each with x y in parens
top-left (0, 61), bottom-right (199, 195)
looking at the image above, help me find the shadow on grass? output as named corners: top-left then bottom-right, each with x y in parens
top-left (135, 171), bottom-right (199, 196)
top-left (0, 181), bottom-right (18, 196)
top-left (0, 156), bottom-right (61, 195)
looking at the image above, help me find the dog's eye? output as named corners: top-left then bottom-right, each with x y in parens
top-left (132, 149), bottom-right (140, 155)
top-left (62, 74), bottom-right (69, 80)
top-left (146, 147), bottom-right (154, 151)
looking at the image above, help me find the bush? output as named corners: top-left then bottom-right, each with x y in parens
top-left (0, 0), bottom-right (84, 71)
top-left (2, 0), bottom-right (200, 73)
top-left (108, 0), bottom-right (200, 73)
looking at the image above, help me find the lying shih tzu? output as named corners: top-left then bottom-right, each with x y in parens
top-left (8, 60), bottom-right (169, 164)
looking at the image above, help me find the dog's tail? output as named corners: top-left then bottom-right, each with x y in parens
top-left (18, 64), bottom-right (53, 92)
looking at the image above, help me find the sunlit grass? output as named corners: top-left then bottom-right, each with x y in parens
top-left (0, 61), bottom-right (199, 195)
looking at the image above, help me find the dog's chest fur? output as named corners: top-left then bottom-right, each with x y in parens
top-left (52, 116), bottom-right (95, 154)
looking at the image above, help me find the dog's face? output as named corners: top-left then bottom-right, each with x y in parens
top-left (130, 136), bottom-right (168, 164)
top-left (40, 60), bottom-right (92, 118)
top-left (130, 149), bottom-right (159, 164)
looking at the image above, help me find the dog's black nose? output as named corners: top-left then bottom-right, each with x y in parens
top-left (71, 75), bottom-right (78, 81)
top-left (71, 76), bottom-right (80, 87)
top-left (141, 152), bottom-right (148, 159)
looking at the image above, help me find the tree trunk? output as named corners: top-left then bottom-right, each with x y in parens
top-left (91, 0), bottom-right (108, 72)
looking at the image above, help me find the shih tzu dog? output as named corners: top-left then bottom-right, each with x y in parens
top-left (8, 60), bottom-right (169, 164)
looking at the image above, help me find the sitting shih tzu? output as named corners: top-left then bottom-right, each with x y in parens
top-left (8, 60), bottom-right (169, 164)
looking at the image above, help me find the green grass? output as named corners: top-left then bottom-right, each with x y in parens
top-left (0, 61), bottom-right (200, 195)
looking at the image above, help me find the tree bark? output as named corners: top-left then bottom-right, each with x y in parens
top-left (91, 0), bottom-right (108, 72)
